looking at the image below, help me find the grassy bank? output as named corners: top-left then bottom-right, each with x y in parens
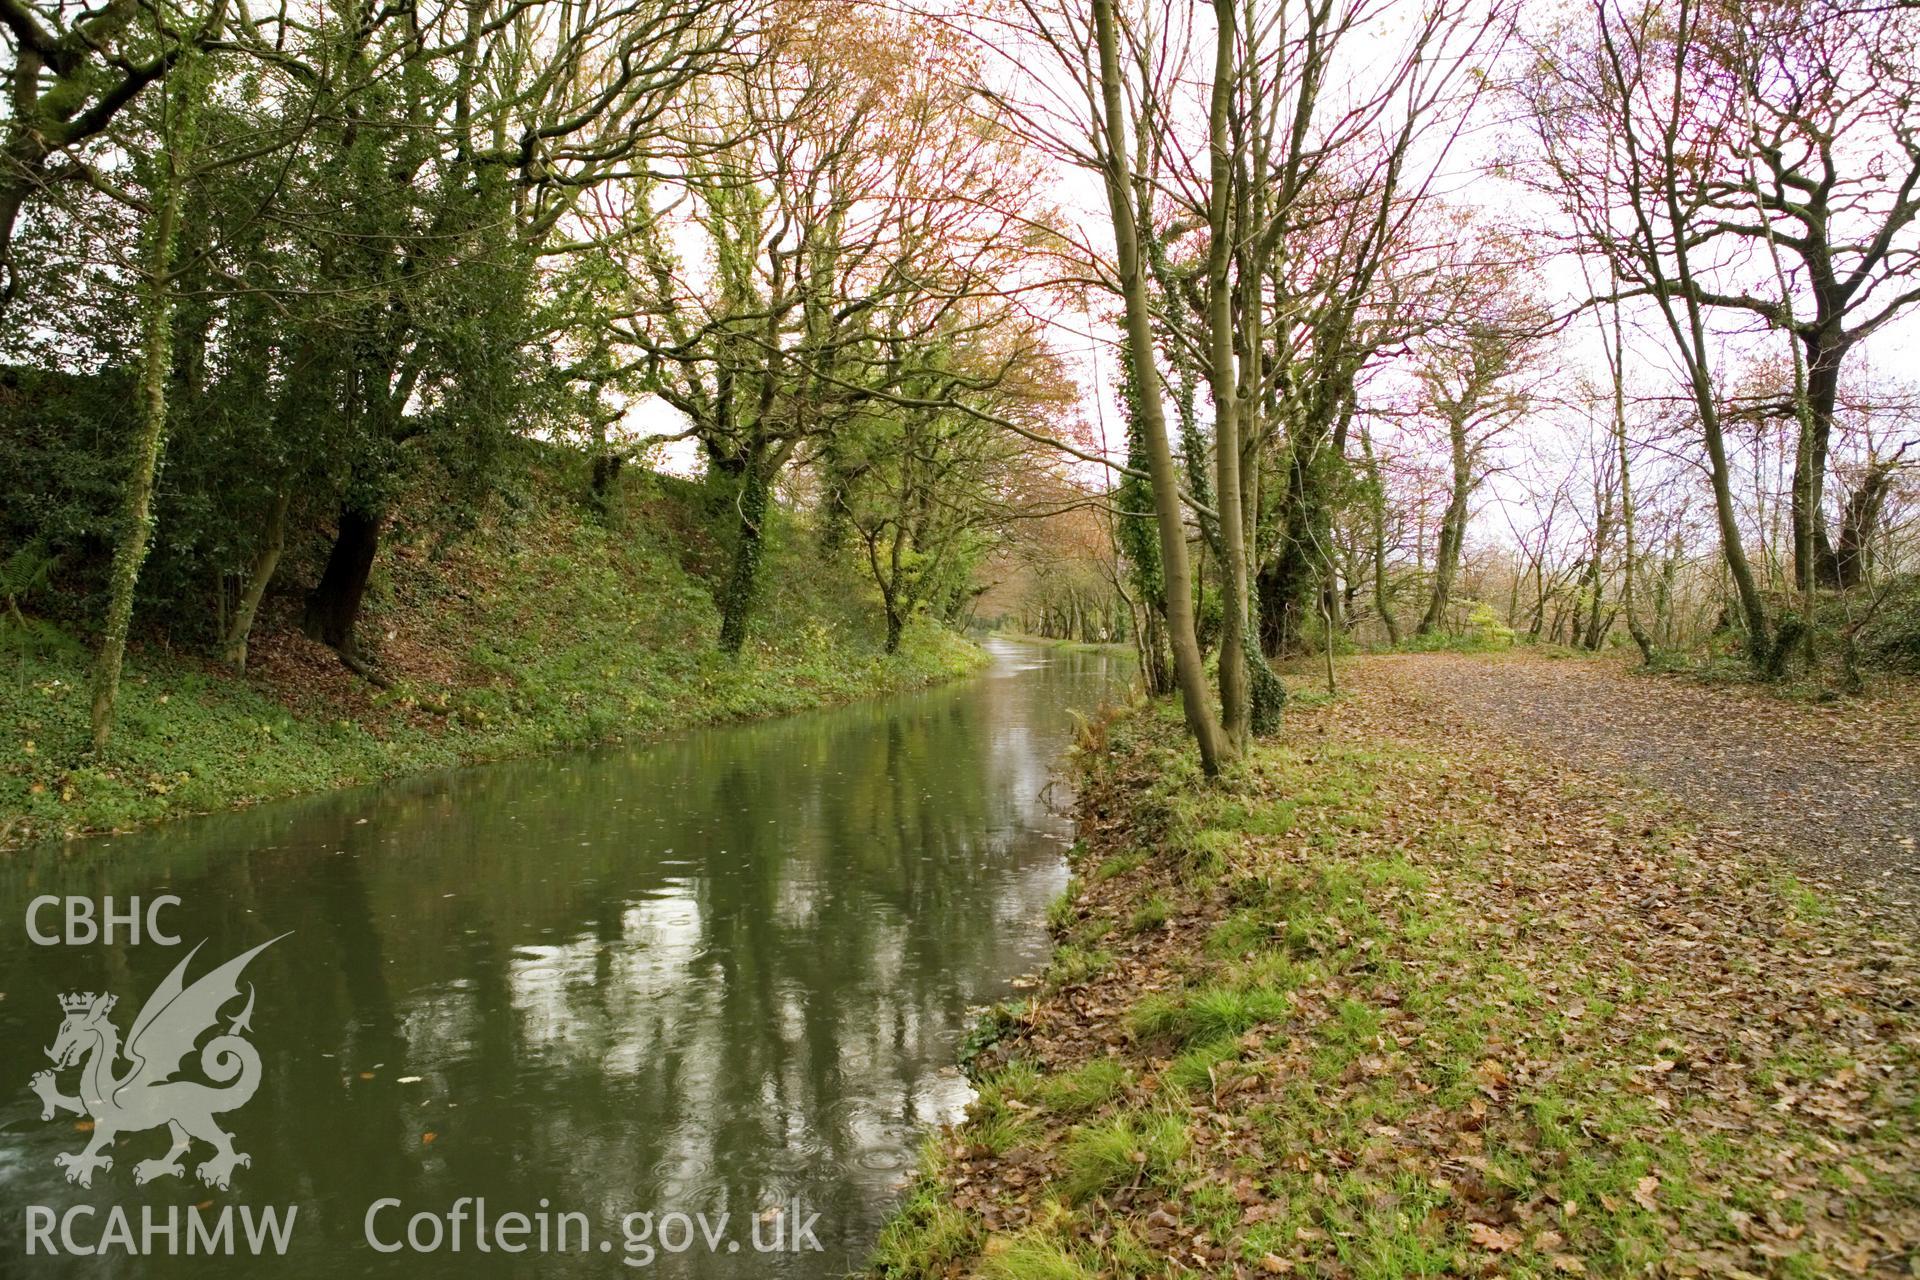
top-left (982, 631), bottom-right (1134, 654)
top-left (874, 680), bottom-right (1918, 1277)
top-left (2, 465), bottom-right (985, 850)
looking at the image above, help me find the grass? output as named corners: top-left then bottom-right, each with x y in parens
top-left (1032, 1059), bottom-right (1128, 1116)
top-left (1, 466), bottom-right (985, 848)
top-left (1058, 1109), bottom-right (1188, 1202)
top-left (981, 630), bottom-right (1131, 654)
top-left (871, 1175), bottom-right (979, 1278)
top-left (871, 686), bottom-right (1919, 1278)
top-left (1125, 889), bottom-right (1172, 933)
top-left (978, 1233), bottom-right (1094, 1280)
top-left (1045, 881), bottom-right (1082, 933)
top-left (1046, 943), bottom-right (1112, 987)
top-left (966, 1069), bottom-right (1038, 1156)
top-left (1128, 983), bottom-right (1292, 1049)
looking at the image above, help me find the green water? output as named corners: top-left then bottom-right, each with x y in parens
top-left (0, 639), bottom-right (1127, 1277)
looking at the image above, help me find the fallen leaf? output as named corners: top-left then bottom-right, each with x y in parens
top-left (1633, 1176), bottom-right (1660, 1212)
top-left (1470, 1222), bottom-right (1522, 1253)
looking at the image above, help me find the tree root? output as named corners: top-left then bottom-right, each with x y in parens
top-left (333, 647), bottom-right (394, 690)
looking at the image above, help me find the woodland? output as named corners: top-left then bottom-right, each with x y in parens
top-left (0, 0), bottom-right (1915, 765)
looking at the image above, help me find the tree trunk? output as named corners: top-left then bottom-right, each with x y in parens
top-left (1605, 285), bottom-right (1654, 663)
top-left (1655, 537), bottom-right (1679, 646)
top-left (1616, 420), bottom-right (1652, 663)
top-left (1418, 420), bottom-right (1471, 636)
top-left (1137, 604), bottom-right (1173, 696)
top-left (1204, 0), bottom-right (1249, 750)
top-left (1259, 421), bottom-right (1336, 656)
top-left (1093, 0), bottom-right (1228, 775)
top-left (1581, 495), bottom-right (1611, 651)
top-left (88, 56), bottom-right (204, 752)
top-left (1705, 412), bottom-right (1772, 667)
top-left (717, 456), bottom-right (771, 655)
top-left (304, 504), bottom-right (384, 655)
top-left (1360, 429), bottom-right (1400, 646)
top-left (1799, 334), bottom-right (1845, 590)
top-left (222, 487), bottom-right (291, 672)
top-left (1831, 454), bottom-right (1900, 589)
top-left (589, 451), bottom-right (624, 515)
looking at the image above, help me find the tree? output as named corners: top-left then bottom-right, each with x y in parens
top-left (1594, 267), bottom-right (1656, 662)
top-left (0, 0), bottom-right (218, 308)
top-left (1526, 0), bottom-right (1781, 670)
top-left (1111, 347), bottom-right (1174, 693)
top-left (1355, 420), bottom-right (1402, 645)
top-left (619, 2), bottom-right (1048, 653)
top-left (1413, 282), bottom-right (1545, 636)
top-left (1414, 331), bottom-right (1522, 636)
top-left (1667, 0), bottom-right (1920, 591)
top-left (1088, 0), bottom-right (1230, 772)
top-left (834, 318), bottom-right (1074, 652)
top-left (87, 0), bottom-right (223, 750)
top-left (291, 0), bottom-right (739, 669)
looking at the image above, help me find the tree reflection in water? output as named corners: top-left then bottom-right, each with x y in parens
top-left (0, 640), bottom-right (1127, 1278)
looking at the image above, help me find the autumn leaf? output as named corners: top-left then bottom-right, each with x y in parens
top-left (887, 661), bottom-right (1920, 1280)
top-left (1469, 1222), bottom-right (1521, 1253)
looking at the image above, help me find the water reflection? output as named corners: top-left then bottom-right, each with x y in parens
top-left (0, 640), bottom-right (1126, 1277)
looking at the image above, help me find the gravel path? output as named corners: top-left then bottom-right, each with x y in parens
top-left (1358, 653), bottom-right (1920, 919)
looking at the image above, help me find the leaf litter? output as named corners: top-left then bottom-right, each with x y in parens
top-left (870, 658), bottom-right (1920, 1279)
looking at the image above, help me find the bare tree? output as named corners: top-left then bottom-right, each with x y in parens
top-left (1413, 277), bottom-right (1546, 635)
top-left (1526, 0), bottom-right (1781, 669)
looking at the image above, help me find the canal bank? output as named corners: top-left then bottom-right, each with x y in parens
top-left (872, 677), bottom-right (1920, 1277)
top-left (2, 471), bottom-right (986, 852)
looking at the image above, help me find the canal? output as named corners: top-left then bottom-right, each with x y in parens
top-left (0, 639), bottom-right (1128, 1277)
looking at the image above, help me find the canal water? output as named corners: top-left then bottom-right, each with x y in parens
top-left (0, 639), bottom-right (1128, 1277)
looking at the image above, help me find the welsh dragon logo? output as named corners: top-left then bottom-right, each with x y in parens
top-left (29, 935), bottom-right (285, 1190)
